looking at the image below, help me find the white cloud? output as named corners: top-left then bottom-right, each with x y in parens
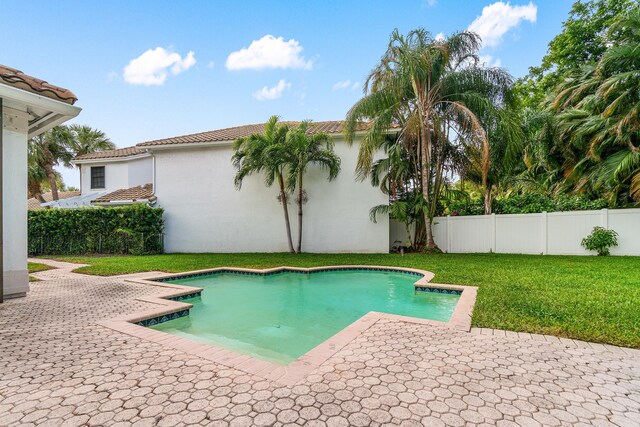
top-left (252, 79), bottom-right (291, 101)
top-left (123, 47), bottom-right (196, 86)
top-left (468, 2), bottom-right (537, 48)
top-left (478, 54), bottom-right (502, 67)
top-left (226, 35), bottom-right (313, 70)
top-left (435, 32), bottom-right (446, 42)
top-left (332, 80), bottom-right (359, 91)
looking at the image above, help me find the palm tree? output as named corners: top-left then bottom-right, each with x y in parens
top-left (463, 101), bottom-right (523, 214)
top-left (346, 28), bottom-right (514, 249)
top-left (66, 125), bottom-right (115, 188)
top-left (370, 192), bottom-right (428, 249)
top-left (232, 116), bottom-right (296, 253)
top-left (552, 7), bottom-right (640, 203)
top-left (28, 125), bottom-right (113, 201)
top-left (28, 126), bottom-right (73, 201)
top-left (27, 153), bottom-right (48, 202)
top-left (282, 121), bottom-right (341, 253)
top-left (67, 125), bottom-right (114, 156)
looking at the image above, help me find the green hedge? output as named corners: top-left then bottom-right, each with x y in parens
top-left (447, 194), bottom-right (609, 216)
top-left (28, 204), bottom-right (164, 255)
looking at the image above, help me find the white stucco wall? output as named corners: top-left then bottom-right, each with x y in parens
top-left (80, 156), bottom-right (152, 195)
top-left (2, 113), bottom-right (28, 297)
top-left (127, 157), bottom-right (153, 188)
top-left (153, 138), bottom-right (389, 253)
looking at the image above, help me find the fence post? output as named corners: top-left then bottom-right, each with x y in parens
top-left (601, 208), bottom-right (609, 228)
top-left (541, 211), bottom-right (548, 255)
top-left (491, 213), bottom-right (496, 252)
top-left (446, 215), bottom-right (451, 253)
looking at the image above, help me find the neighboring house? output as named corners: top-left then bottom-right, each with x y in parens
top-left (72, 146), bottom-right (153, 196)
top-left (1, 65), bottom-right (81, 299)
top-left (71, 121), bottom-right (390, 253)
top-left (28, 191), bottom-right (80, 210)
top-left (44, 146), bottom-right (154, 208)
top-left (138, 121), bottom-right (389, 253)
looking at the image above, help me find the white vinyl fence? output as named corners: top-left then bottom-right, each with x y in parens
top-left (390, 208), bottom-right (640, 256)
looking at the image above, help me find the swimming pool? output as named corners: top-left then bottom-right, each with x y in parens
top-left (151, 269), bottom-right (460, 364)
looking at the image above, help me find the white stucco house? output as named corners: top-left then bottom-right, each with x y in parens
top-left (66, 146), bottom-right (154, 207)
top-left (71, 121), bottom-right (390, 253)
top-left (1, 65), bottom-right (80, 299)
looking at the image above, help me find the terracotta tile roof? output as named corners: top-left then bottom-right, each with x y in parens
top-left (92, 184), bottom-right (154, 203)
top-left (27, 191), bottom-right (81, 210)
top-left (0, 64), bottom-right (77, 105)
top-left (73, 146), bottom-right (146, 161)
top-left (137, 120), bottom-right (372, 147)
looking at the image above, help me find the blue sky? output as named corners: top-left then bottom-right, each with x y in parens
top-left (4, 0), bottom-right (572, 187)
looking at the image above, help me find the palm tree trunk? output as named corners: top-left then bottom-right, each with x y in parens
top-left (482, 137), bottom-right (491, 215)
top-left (484, 185), bottom-right (492, 215)
top-left (277, 174), bottom-right (295, 253)
top-left (296, 173), bottom-right (303, 253)
top-left (43, 164), bottom-right (59, 201)
top-left (28, 180), bottom-right (45, 202)
top-left (414, 216), bottom-right (426, 249)
top-left (430, 143), bottom-right (445, 221)
top-left (420, 115), bottom-right (437, 250)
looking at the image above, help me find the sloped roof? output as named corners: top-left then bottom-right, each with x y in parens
top-left (92, 184), bottom-right (154, 203)
top-left (27, 191), bottom-right (81, 210)
top-left (73, 146), bottom-right (146, 161)
top-left (137, 120), bottom-right (372, 147)
top-left (0, 64), bottom-right (77, 105)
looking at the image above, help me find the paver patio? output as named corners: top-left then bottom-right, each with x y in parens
top-left (0, 260), bottom-right (638, 426)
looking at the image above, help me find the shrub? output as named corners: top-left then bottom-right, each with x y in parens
top-left (28, 204), bottom-right (164, 255)
top-left (447, 194), bottom-right (609, 216)
top-left (581, 226), bottom-right (618, 256)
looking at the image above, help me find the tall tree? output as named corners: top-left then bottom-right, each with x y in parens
top-left (67, 125), bottom-right (114, 185)
top-left (67, 125), bottom-right (114, 157)
top-left (27, 152), bottom-right (48, 202)
top-left (463, 98), bottom-right (523, 214)
top-left (28, 126), bottom-right (73, 201)
top-left (521, 0), bottom-right (634, 108)
top-left (232, 116), bottom-right (296, 253)
top-left (28, 124), bottom-right (113, 201)
top-left (552, 7), bottom-right (640, 203)
top-left (282, 121), bottom-right (341, 253)
top-left (346, 28), bottom-right (514, 249)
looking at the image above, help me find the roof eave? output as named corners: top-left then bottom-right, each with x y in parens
top-left (91, 199), bottom-right (150, 206)
top-left (71, 152), bottom-right (151, 165)
top-left (0, 82), bottom-right (81, 138)
top-left (136, 129), bottom-right (387, 151)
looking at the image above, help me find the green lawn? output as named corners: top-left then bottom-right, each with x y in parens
top-left (28, 261), bottom-right (53, 281)
top-left (28, 261), bottom-right (54, 273)
top-left (56, 253), bottom-right (640, 348)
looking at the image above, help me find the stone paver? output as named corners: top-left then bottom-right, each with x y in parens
top-left (1, 259), bottom-right (639, 426)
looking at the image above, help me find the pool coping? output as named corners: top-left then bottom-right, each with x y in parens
top-left (98, 265), bottom-right (477, 386)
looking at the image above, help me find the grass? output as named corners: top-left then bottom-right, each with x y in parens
top-left (28, 261), bottom-right (54, 273)
top-left (55, 252), bottom-right (640, 348)
top-left (28, 261), bottom-right (53, 281)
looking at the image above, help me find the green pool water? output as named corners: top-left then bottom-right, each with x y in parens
top-left (151, 269), bottom-right (460, 364)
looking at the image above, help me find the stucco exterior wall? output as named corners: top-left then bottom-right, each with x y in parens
top-left (80, 156), bottom-right (152, 195)
top-left (153, 138), bottom-right (389, 253)
top-left (127, 157), bottom-right (153, 188)
top-left (3, 115), bottom-right (28, 298)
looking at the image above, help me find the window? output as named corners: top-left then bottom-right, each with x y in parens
top-left (91, 166), bottom-right (105, 189)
